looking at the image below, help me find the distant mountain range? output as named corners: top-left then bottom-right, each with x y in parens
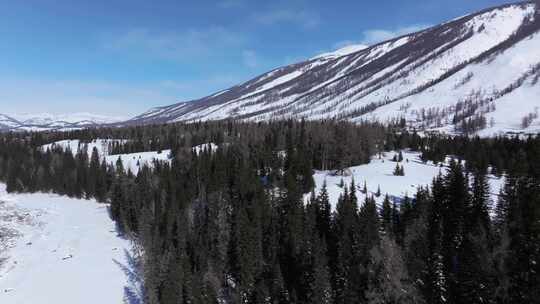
top-left (127, 1), bottom-right (540, 136)
top-left (0, 113), bottom-right (122, 132)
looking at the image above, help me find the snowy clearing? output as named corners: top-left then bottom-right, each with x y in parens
top-left (0, 184), bottom-right (142, 304)
top-left (41, 139), bottom-right (172, 174)
top-left (105, 150), bottom-right (172, 174)
top-left (41, 139), bottom-right (128, 157)
top-left (310, 151), bottom-right (504, 211)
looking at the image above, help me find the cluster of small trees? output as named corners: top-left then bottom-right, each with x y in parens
top-left (392, 151), bottom-right (404, 162)
top-left (393, 163), bottom-right (405, 176)
top-left (391, 151), bottom-right (405, 176)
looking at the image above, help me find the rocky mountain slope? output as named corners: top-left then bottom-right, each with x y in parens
top-left (130, 2), bottom-right (540, 136)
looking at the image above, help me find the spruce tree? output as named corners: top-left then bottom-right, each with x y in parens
top-left (380, 195), bottom-right (393, 236)
top-left (87, 147), bottom-right (100, 199)
top-left (441, 161), bottom-right (471, 303)
top-left (426, 175), bottom-right (448, 304)
top-left (366, 235), bottom-right (420, 304)
top-left (315, 181), bottom-right (332, 242)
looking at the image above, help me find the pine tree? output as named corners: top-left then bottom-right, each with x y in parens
top-left (393, 163), bottom-right (405, 176)
top-left (494, 176), bottom-right (540, 303)
top-left (391, 199), bottom-right (403, 245)
top-left (366, 235), bottom-right (421, 304)
top-left (426, 175), bottom-right (448, 304)
top-left (441, 161), bottom-right (474, 303)
top-left (380, 195), bottom-right (393, 236)
top-left (471, 171), bottom-right (491, 234)
top-left (315, 181), bottom-right (332, 241)
top-left (461, 173), bottom-right (494, 303)
top-left (333, 185), bottom-right (361, 303)
top-left (87, 147), bottom-right (100, 199)
top-left (302, 200), bottom-right (332, 304)
top-left (375, 185), bottom-right (381, 197)
top-left (115, 156), bottom-right (125, 174)
top-left (362, 180), bottom-right (368, 194)
top-left (357, 195), bottom-right (381, 302)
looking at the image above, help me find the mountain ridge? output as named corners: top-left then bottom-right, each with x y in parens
top-left (128, 1), bottom-right (540, 136)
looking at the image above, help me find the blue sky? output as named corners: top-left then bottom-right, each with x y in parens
top-left (0, 0), bottom-right (517, 117)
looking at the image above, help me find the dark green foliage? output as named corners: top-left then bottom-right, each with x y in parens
top-left (0, 122), bottom-right (539, 304)
top-left (393, 163), bottom-right (405, 176)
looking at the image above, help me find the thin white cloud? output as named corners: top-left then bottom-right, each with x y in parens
top-left (360, 24), bottom-right (431, 45)
top-left (333, 40), bottom-right (355, 49)
top-left (252, 9), bottom-right (321, 29)
top-left (316, 24), bottom-right (430, 60)
top-left (242, 50), bottom-right (258, 68)
top-left (104, 27), bottom-right (245, 61)
top-left (217, 0), bottom-right (244, 9)
top-left (320, 24), bottom-right (431, 58)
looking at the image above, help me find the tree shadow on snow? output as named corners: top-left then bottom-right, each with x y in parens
top-left (113, 249), bottom-right (145, 304)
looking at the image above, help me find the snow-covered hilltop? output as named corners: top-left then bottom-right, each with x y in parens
top-left (129, 2), bottom-right (540, 136)
top-left (0, 113), bottom-right (123, 132)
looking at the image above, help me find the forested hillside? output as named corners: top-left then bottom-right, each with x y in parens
top-left (0, 121), bottom-right (539, 304)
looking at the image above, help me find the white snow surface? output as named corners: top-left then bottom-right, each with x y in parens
top-left (41, 139), bottom-right (127, 157)
top-left (0, 184), bottom-right (142, 304)
top-left (244, 70), bottom-right (304, 98)
top-left (314, 44), bottom-right (369, 60)
top-left (105, 150), bottom-right (172, 174)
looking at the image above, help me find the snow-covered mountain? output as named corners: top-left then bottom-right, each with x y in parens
top-left (0, 113), bottom-right (123, 132)
top-left (129, 2), bottom-right (540, 136)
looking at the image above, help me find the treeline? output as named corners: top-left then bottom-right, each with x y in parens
top-left (0, 121), bottom-right (538, 303)
top-left (32, 120), bottom-right (386, 171)
top-left (0, 119), bottom-right (385, 196)
top-left (411, 133), bottom-right (540, 177)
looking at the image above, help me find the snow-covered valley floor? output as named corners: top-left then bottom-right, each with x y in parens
top-left (0, 184), bottom-right (142, 304)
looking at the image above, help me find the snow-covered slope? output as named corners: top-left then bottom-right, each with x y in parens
top-left (0, 184), bottom-right (142, 304)
top-left (0, 113), bottom-right (123, 132)
top-left (129, 2), bottom-right (540, 136)
top-left (309, 150), bottom-right (505, 211)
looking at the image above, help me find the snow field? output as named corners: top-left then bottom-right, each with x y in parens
top-left (308, 151), bottom-right (504, 211)
top-left (0, 184), bottom-right (142, 304)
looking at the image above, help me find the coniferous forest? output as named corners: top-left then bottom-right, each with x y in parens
top-left (0, 120), bottom-right (539, 304)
